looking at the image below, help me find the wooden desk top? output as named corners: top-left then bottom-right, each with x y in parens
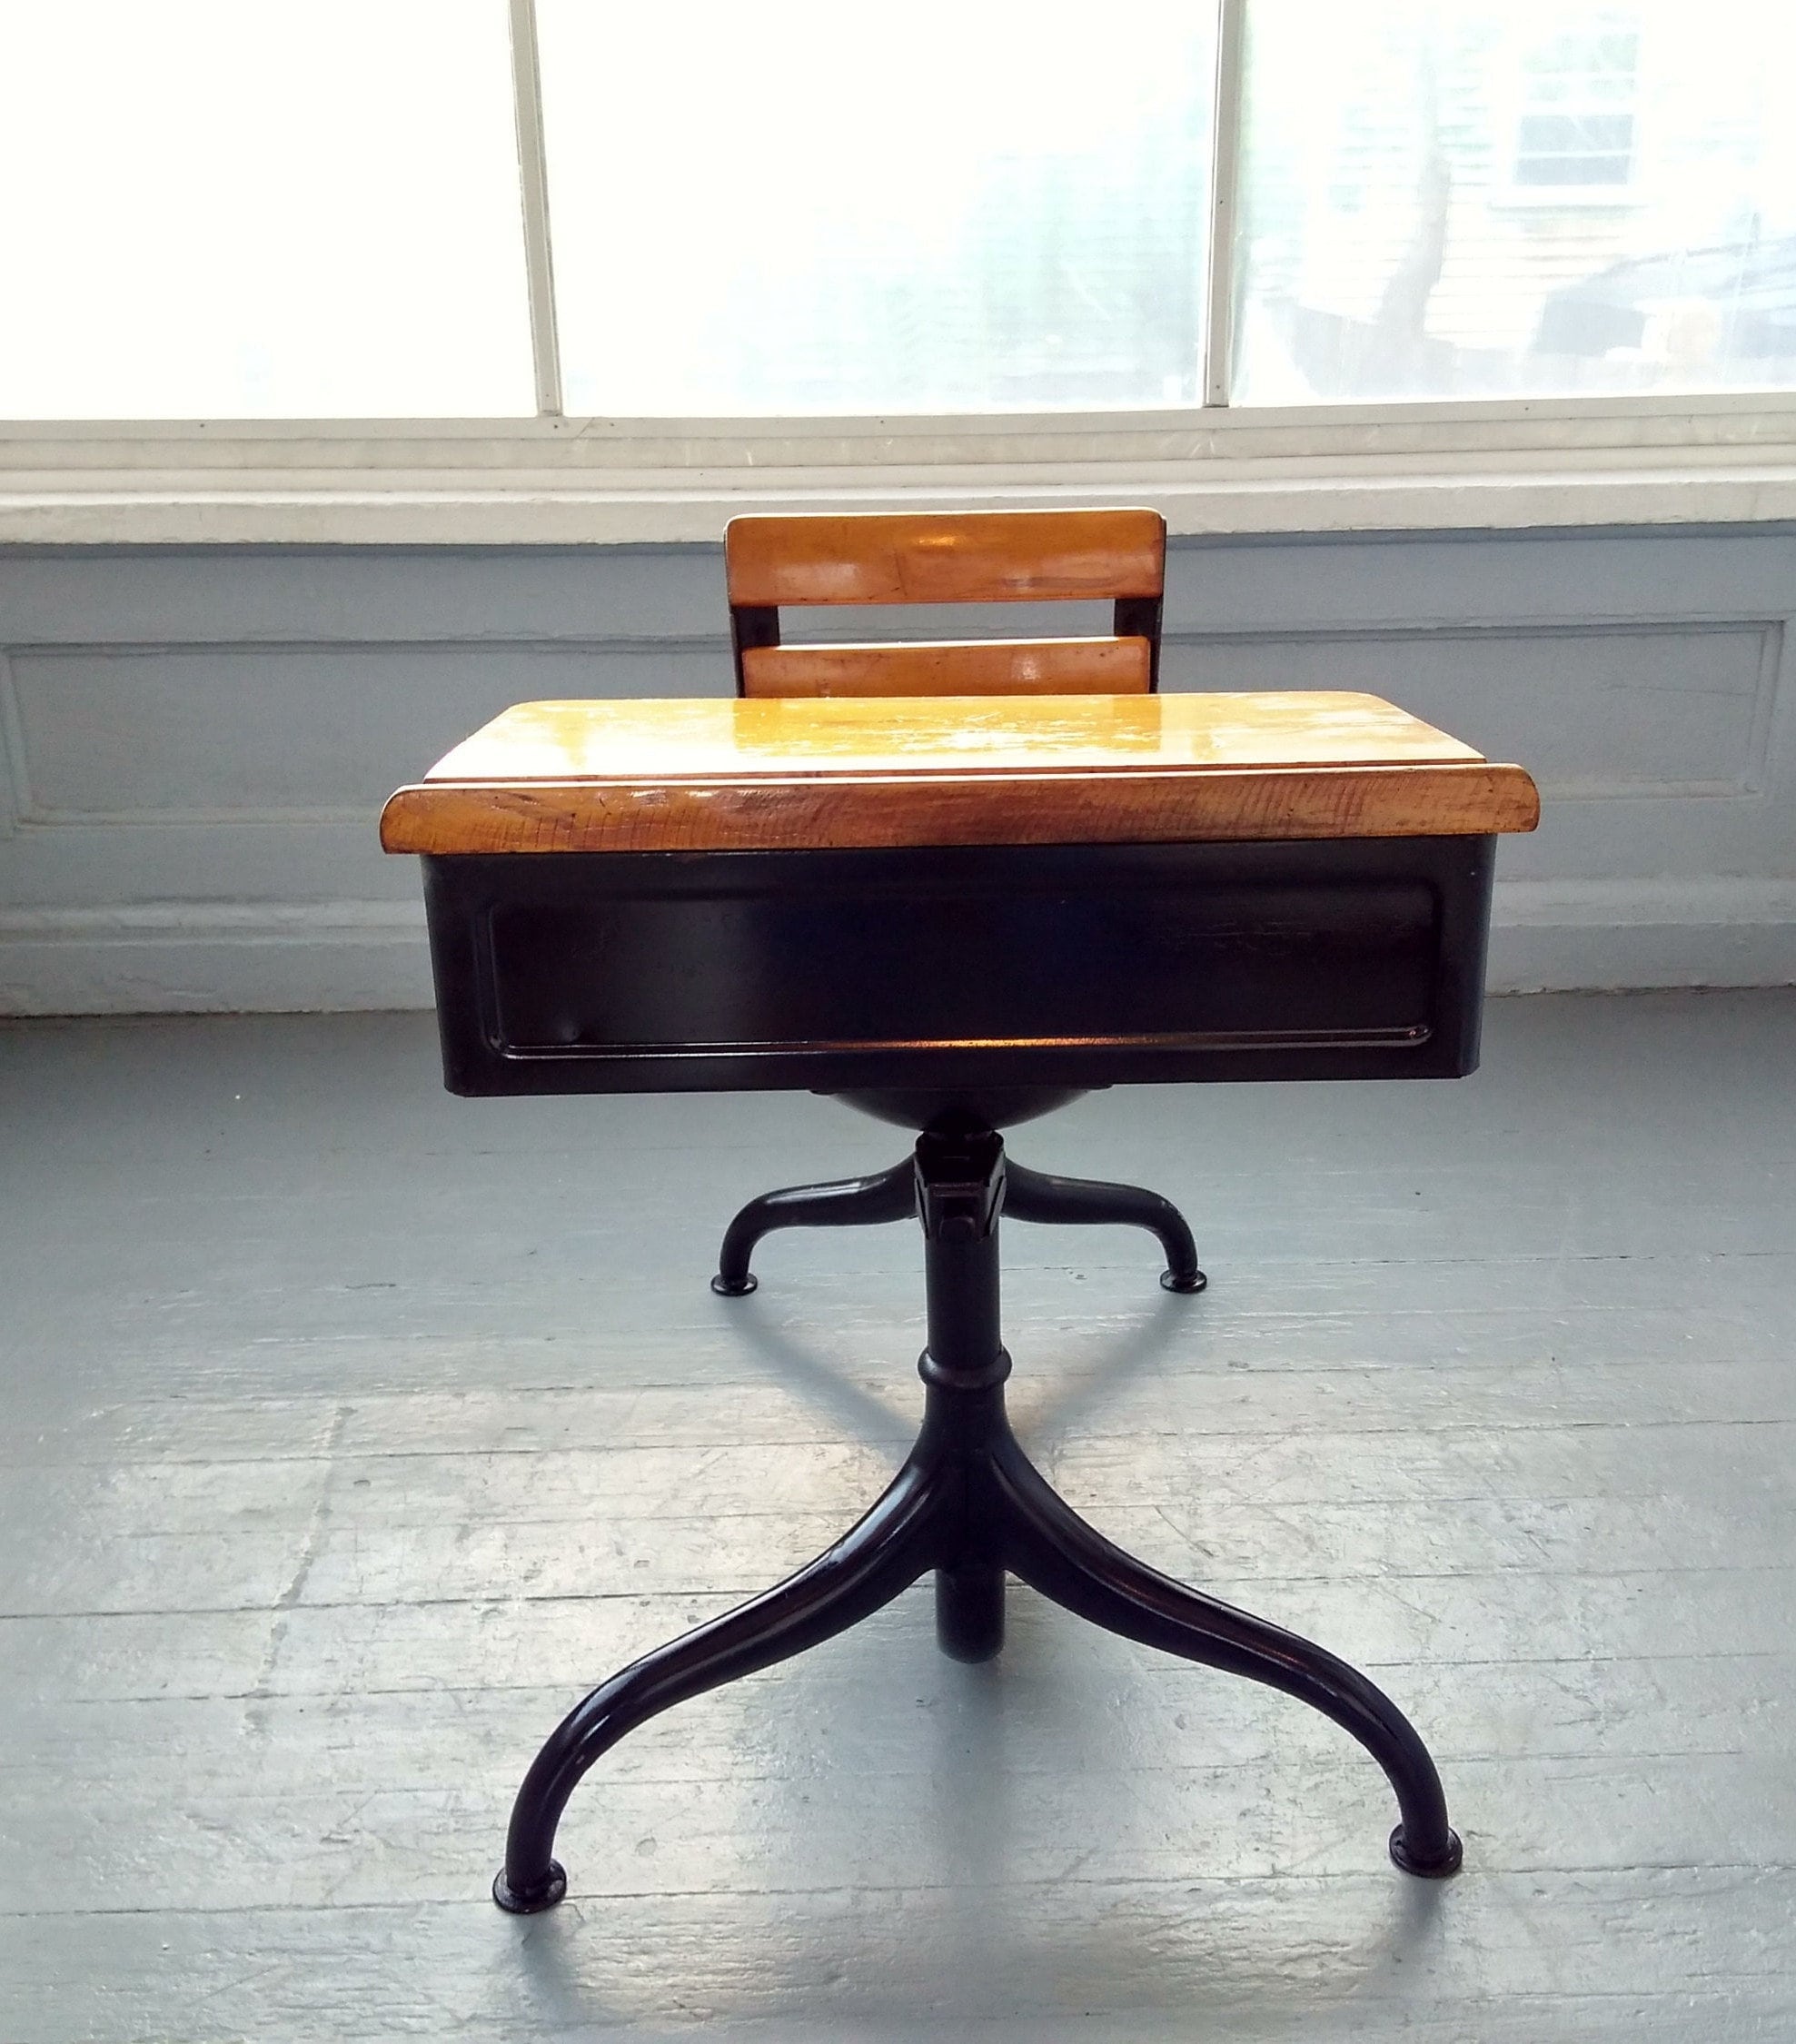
top-left (380, 692), bottom-right (1539, 856)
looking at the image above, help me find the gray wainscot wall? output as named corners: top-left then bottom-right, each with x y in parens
top-left (3, 524), bottom-right (1794, 1013)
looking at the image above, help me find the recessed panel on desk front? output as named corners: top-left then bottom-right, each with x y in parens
top-left (421, 838), bottom-right (1496, 1097)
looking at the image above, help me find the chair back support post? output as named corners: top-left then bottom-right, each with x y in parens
top-left (1112, 594), bottom-right (1164, 692)
top-left (729, 603), bottom-right (780, 690)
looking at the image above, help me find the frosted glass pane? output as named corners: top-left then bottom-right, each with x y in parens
top-left (0, 1), bottom-right (534, 418)
top-left (537, 2), bottom-right (1216, 415)
top-left (1234, 1), bottom-right (1796, 402)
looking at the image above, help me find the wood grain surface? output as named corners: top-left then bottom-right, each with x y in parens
top-left (739, 636), bottom-right (1153, 697)
top-left (379, 692), bottom-right (1540, 854)
top-left (725, 508), bottom-right (1166, 607)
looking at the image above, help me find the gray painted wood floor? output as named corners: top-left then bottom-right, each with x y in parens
top-left (2, 992), bottom-right (1792, 2043)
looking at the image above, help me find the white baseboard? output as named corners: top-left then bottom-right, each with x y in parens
top-left (0, 902), bottom-right (432, 1015)
top-left (2, 879), bottom-right (1793, 1016)
top-left (1488, 878), bottom-right (1796, 991)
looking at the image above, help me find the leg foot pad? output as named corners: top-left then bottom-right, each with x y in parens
top-left (493, 1860), bottom-right (568, 1913)
top-left (710, 1273), bottom-right (758, 1297)
top-left (1160, 1268), bottom-right (1207, 1294)
top-left (1388, 1824), bottom-right (1463, 1879)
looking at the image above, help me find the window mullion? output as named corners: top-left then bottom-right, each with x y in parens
top-left (508, 0), bottom-right (563, 418)
top-left (1202, 0), bottom-right (1248, 410)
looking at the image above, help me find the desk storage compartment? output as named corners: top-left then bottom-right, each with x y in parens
top-left (422, 838), bottom-right (1494, 1096)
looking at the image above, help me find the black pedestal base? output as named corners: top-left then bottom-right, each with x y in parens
top-left (494, 1127), bottom-right (1459, 1913)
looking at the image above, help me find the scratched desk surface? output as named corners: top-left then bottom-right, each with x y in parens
top-left (379, 692), bottom-right (1539, 855)
top-left (2, 990), bottom-right (1792, 2042)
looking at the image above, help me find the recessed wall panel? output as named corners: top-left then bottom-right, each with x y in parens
top-left (1164, 623), bottom-right (1777, 798)
top-left (9, 645), bottom-right (731, 820)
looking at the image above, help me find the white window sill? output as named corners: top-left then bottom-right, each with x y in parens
top-left (4, 396), bottom-right (1795, 545)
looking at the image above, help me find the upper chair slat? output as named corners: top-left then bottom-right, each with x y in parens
top-left (726, 509), bottom-right (1166, 608)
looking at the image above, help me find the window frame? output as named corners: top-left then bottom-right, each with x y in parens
top-left (4, 0), bottom-right (1795, 547)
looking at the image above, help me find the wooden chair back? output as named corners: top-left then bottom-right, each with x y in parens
top-left (725, 508), bottom-right (1166, 698)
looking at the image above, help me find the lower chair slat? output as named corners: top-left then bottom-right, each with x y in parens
top-left (741, 637), bottom-right (1153, 698)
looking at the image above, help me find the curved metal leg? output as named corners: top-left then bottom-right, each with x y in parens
top-left (992, 1437), bottom-right (1462, 1877)
top-left (494, 1456), bottom-right (948, 1912)
top-left (1003, 1160), bottom-right (1206, 1294)
top-left (712, 1160), bottom-right (916, 1295)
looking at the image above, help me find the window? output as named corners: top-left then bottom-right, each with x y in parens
top-left (1, 0), bottom-right (1793, 541)
top-left (0, 0), bottom-right (533, 418)
top-left (1232, 2), bottom-right (1796, 402)
top-left (535, 3), bottom-right (1216, 414)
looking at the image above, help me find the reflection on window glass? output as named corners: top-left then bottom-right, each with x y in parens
top-left (0, 1), bottom-right (534, 419)
top-left (1513, 25), bottom-right (1638, 188)
top-left (536, 2), bottom-right (1215, 414)
top-left (1233, 0), bottom-right (1796, 402)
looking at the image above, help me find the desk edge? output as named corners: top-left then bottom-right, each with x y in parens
top-left (379, 761), bottom-right (1541, 855)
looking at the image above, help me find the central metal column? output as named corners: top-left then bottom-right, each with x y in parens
top-left (914, 1128), bottom-right (1012, 1663)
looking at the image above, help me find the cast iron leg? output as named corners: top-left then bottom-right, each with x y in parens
top-left (991, 1435), bottom-right (1462, 1878)
top-left (493, 1456), bottom-right (948, 1912)
top-left (1002, 1160), bottom-right (1206, 1294)
top-left (711, 1160), bottom-right (916, 1295)
top-left (498, 1122), bottom-right (1451, 1918)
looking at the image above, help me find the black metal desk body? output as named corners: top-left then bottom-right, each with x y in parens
top-left (422, 833), bottom-right (1493, 1099)
top-left (421, 832), bottom-right (1491, 1912)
